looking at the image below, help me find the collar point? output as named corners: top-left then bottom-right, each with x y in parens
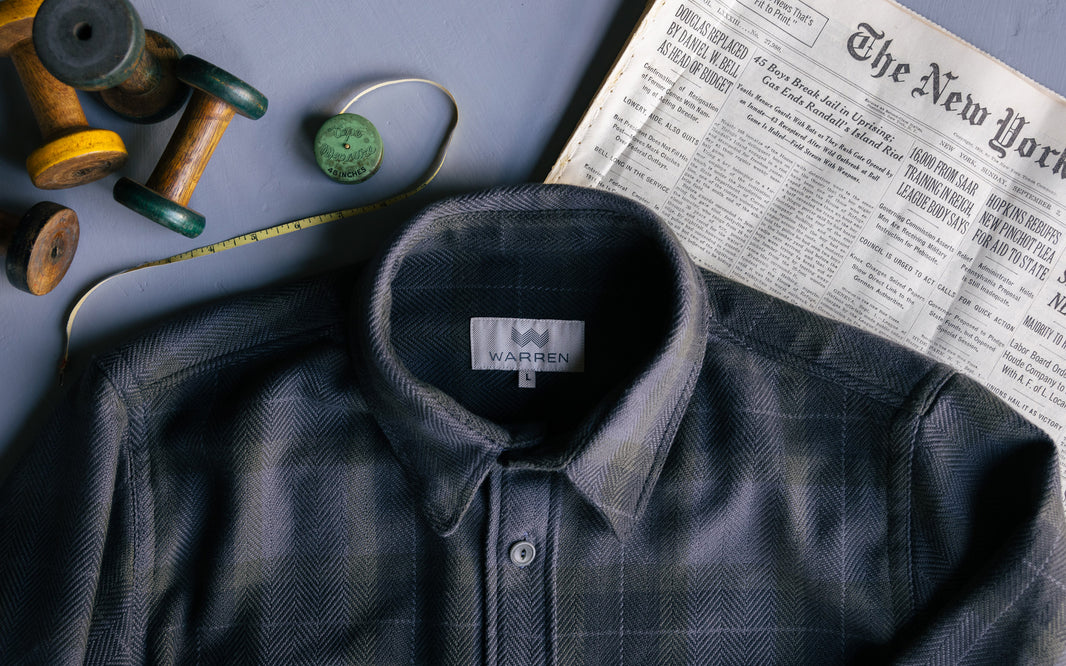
top-left (598, 508), bottom-right (640, 541)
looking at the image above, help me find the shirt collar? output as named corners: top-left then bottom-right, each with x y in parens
top-left (353, 185), bottom-right (708, 538)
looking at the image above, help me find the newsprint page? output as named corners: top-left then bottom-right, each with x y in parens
top-left (548, 0), bottom-right (1066, 479)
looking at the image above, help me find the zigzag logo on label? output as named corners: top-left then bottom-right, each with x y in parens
top-left (511, 326), bottom-right (549, 348)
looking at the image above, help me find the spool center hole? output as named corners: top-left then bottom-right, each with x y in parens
top-left (73, 22), bottom-right (93, 41)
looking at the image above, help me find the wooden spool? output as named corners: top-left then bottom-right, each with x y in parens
top-left (0, 201), bottom-right (79, 295)
top-left (0, 0), bottom-right (127, 189)
top-left (114, 55), bottom-right (267, 237)
top-left (33, 0), bottom-right (189, 123)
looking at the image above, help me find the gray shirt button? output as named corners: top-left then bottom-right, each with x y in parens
top-left (509, 540), bottom-right (536, 567)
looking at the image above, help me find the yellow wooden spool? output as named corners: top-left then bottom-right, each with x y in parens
top-left (1, 0), bottom-right (127, 189)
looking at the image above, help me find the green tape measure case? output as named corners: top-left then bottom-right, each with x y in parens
top-left (314, 113), bottom-right (384, 184)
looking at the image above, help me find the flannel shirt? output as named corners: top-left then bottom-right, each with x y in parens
top-left (1, 184), bottom-right (1064, 664)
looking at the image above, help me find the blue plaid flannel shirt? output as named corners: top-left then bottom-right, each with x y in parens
top-left (1, 185), bottom-right (1064, 664)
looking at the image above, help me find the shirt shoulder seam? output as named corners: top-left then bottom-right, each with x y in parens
top-left (707, 316), bottom-right (942, 414)
top-left (705, 324), bottom-right (910, 409)
top-left (103, 321), bottom-right (345, 399)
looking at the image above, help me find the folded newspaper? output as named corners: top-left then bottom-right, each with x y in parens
top-left (547, 0), bottom-right (1066, 480)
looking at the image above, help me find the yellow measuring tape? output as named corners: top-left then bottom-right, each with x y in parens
top-left (61, 78), bottom-right (458, 376)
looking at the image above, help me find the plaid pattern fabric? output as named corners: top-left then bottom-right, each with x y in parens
top-left (1, 184), bottom-right (1064, 664)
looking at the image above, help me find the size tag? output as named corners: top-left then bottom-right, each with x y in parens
top-left (519, 370), bottom-right (537, 388)
top-left (470, 318), bottom-right (585, 375)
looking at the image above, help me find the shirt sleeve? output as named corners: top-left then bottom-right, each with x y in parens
top-left (0, 363), bottom-right (145, 664)
top-left (894, 371), bottom-right (1066, 663)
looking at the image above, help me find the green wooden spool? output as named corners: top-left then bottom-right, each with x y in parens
top-left (314, 113), bottom-right (383, 184)
top-left (113, 54), bottom-right (267, 237)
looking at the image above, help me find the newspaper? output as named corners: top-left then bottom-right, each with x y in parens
top-left (547, 0), bottom-right (1066, 462)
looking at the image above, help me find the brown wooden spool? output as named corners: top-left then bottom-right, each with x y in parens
top-left (0, 201), bottom-right (79, 295)
top-left (0, 0), bottom-right (126, 189)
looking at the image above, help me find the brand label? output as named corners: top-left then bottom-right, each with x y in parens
top-left (470, 317), bottom-right (585, 372)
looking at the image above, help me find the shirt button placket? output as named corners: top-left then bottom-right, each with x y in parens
top-left (497, 468), bottom-right (552, 665)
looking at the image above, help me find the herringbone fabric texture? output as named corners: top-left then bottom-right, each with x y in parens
top-left (1, 184), bottom-right (1064, 664)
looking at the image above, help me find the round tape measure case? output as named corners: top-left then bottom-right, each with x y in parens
top-left (314, 113), bottom-right (384, 184)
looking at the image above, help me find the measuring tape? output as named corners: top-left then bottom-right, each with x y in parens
top-left (61, 78), bottom-right (458, 376)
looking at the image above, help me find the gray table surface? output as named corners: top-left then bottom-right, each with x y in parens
top-left (1, 0), bottom-right (1064, 460)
